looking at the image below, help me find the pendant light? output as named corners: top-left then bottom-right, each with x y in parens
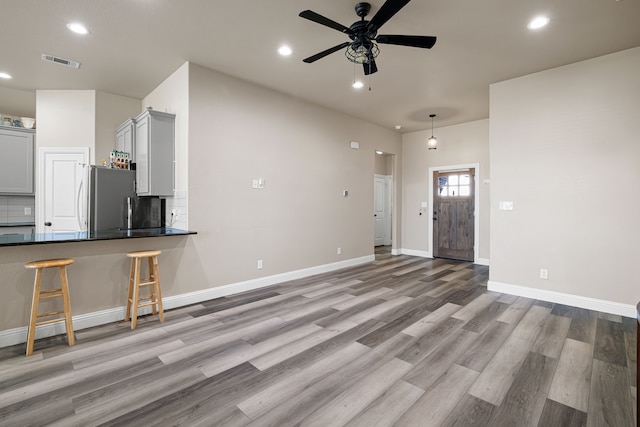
top-left (427, 114), bottom-right (438, 150)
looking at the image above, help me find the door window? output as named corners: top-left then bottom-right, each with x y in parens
top-left (438, 173), bottom-right (471, 197)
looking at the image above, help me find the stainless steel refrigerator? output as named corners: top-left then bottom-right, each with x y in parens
top-left (88, 166), bottom-right (136, 233)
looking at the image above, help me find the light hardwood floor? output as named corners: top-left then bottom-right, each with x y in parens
top-left (0, 247), bottom-right (636, 426)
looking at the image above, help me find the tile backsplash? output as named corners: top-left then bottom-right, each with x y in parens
top-left (0, 196), bottom-right (36, 224)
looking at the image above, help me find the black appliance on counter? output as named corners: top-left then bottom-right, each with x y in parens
top-left (126, 196), bottom-right (166, 229)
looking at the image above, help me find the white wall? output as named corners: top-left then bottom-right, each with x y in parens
top-left (35, 90), bottom-right (96, 160)
top-left (489, 47), bottom-right (640, 316)
top-left (402, 119), bottom-right (490, 262)
top-left (0, 87), bottom-right (36, 119)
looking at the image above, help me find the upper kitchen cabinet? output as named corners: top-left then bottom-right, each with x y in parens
top-left (134, 109), bottom-right (175, 197)
top-left (0, 127), bottom-right (34, 195)
top-left (115, 118), bottom-right (136, 162)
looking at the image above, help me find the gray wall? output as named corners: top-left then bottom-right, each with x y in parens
top-left (489, 47), bottom-right (640, 308)
top-left (186, 63), bottom-right (402, 288)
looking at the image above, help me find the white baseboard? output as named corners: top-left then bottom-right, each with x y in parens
top-left (0, 255), bottom-right (375, 349)
top-left (488, 280), bottom-right (636, 318)
top-left (475, 258), bottom-right (490, 266)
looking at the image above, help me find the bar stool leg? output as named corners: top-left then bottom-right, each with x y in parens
top-left (26, 267), bottom-right (43, 357)
top-left (59, 265), bottom-right (75, 347)
top-left (130, 257), bottom-right (142, 329)
top-left (153, 255), bottom-right (164, 322)
top-left (125, 258), bottom-right (135, 322)
top-left (147, 256), bottom-right (157, 315)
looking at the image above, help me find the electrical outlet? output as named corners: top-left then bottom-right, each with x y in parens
top-left (539, 269), bottom-right (548, 280)
top-left (257, 259), bottom-right (263, 269)
top-left (252, 179), bottom-right (259, 189)
top-left (337, 247), bottom-right (342, 255)
top-left (24, 207), bottom-right (31, 215)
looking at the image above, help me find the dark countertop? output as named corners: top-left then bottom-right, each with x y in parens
top-left (0, 222), bottom-right (36, 227)
top-left (0, 227), bottom-right (196, 247)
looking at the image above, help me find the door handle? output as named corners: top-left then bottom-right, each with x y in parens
top-left (374, 214), bottom-right (377, 217)
top-left (432, 212), bottom-right (437, 221)
top-left (44, 222), bottom-right (52, 226)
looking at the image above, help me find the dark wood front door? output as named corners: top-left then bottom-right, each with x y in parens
top-left (433, 169), bottom-right (475, 261)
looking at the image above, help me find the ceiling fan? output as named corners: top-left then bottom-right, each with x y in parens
top-left (299, 0), bottom-right (437, 75)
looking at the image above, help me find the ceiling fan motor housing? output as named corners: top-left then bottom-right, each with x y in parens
top-left (355, 2), bottom-right (372, 18)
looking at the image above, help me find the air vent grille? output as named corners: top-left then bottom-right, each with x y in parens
top-left (41, 53), bottom-right (81, 69)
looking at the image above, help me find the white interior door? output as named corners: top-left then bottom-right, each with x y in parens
top-left (37, 147), bottom-right (89, 233)
top-left (374, 175), bottom-right (386, 246)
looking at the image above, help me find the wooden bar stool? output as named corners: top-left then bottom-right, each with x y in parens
top-left (24, 258), bottom-right (75, 357)
top-left (125, 250), bottom-right (164, 329)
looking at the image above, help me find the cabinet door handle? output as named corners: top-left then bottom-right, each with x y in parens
top-left (44, 222), bottom-right (52, 226)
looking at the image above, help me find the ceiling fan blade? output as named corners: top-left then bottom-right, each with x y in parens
top-left (367, 0), bottom-right (412, 31)
top-left (299, 10), bottom-right (354, 35)
top-left (363, 59), bottom-right (378, 75)
top-left (377, 34), bottom-right (437, 49)
top-left (303, 42), bottom-right (351, 63)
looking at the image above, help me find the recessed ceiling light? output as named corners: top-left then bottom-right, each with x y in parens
top-left (376, 150), bottom-right (384, 155)
top-left (394, 125), bottom-right (402, 130)
top-left (277, 45), bottom-right (292, 56)
top-left (66, 22), bottom-right (90, 35)
top-left (0, 72), bottom-right (12, 79)
top-left (527, 16), bottom-right (550, 30)
top-left (352, 80), bottom-right (364, 89)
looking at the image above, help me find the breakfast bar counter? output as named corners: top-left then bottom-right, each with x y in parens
top-left (0, 227), bottom-right (196, 247)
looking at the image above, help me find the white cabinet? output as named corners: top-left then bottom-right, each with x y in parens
top-left (115, 119), bottom-right (135, 161)
top-left (0, 126), bottom-right (34, 195)
top-left (134, 110), bottom-right (175, 196)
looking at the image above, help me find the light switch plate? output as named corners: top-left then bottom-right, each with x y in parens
top-left (499, 201), bottom-right (514, 211)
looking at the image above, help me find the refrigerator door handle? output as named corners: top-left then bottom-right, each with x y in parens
top-left (76, 163), bottom-right (87, 231)
top-left (127, 197), bottom-right (133, 229)
top-left (76, 178), bottom-right (84, 230)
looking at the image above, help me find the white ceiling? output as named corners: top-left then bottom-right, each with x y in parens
top-left (1, 0), bottom-right (639, 132)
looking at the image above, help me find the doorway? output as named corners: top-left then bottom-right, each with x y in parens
top-left (374, 174), bottom-right (392, 247)
top-left (430, 165), bottom-right (479, 262)
top-left (374, 151), bottom-right (395, 256)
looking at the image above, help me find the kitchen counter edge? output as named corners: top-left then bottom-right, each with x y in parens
top-left (0, 227), bottom-right (196, 247)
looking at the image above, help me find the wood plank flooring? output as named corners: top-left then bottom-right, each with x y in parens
top-left (0, 247), bottom-right (635, 426)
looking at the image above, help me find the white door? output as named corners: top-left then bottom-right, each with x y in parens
top-left (37, 147), bottom-right (89, 233)
top-left (374, 175), bottom-right (386, 246)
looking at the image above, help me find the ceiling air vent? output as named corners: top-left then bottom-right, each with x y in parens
top-left (41, 53), bottom-right (81, 69)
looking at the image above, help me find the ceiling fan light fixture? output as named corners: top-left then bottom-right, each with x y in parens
top-left (427, 113), bottom-right (437, 150)
top-left (352, 80), bottom-right (364, 89)
top-left (527, 16), bottom-right (549, 30)
top-left (0, 72), bottom-right (12, 79)
top-left (345, 43), bottom-right (379, 64)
